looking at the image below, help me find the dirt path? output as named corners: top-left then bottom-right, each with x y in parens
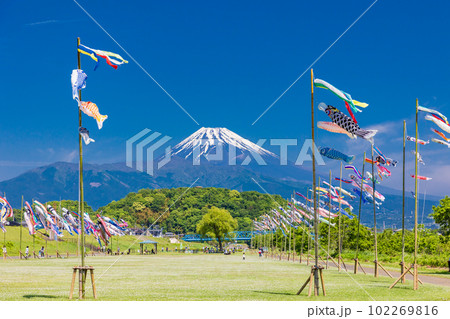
top-left (268, 253), bottom-right (450, 287)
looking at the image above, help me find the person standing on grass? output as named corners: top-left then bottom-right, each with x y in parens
top-left (2, 246), bottom-right (6, 258)
top-left (25, 246), bottom-right (29, 259)
top-left (448, 256), bottom-right (450, 272)
top-left (243, 251), bottom-right (246, 261)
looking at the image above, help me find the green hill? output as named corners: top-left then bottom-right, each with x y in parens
top-left (99, 187), bottom-right (287, 233)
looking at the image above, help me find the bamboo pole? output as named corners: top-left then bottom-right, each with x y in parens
top-left (300, 222), bottom-right (305, 263)
top-left (371, 144), bottom-right (378, 277)
top-left (264, 231), bottom-right (267, 257)
top-left (20, 195), bottom-right (23, 258)
top-left (292, 192), bottom-right (296, 262)
top-left (354, 152), bottom-right (365, 274)
top-left (413, 99), bottom-right (419, 290)
top-left (111, 229), bottom-right (114, 253)
top-left (262, 231), bottom-right (265, 256)
top-left (307, 190), bottom-right (311, 265)
top-left (298, 68), bottom-right (324, 296)
top-left (337, 162), bottom-right (343, 272)
top-left (77, 37), bottom-right (86, 298)
top-left (401, 120), bottom-right (406, 282)
top-left (317, 176), bottom-right (321, 262)
top-left (275, 225), bottom-right (278, 259)
top-left (271, 228), bottom-right (274, 258)
top-left (288, 225), bottom-right (291, 261)
top-left (250, 221), bottom-right (254, 249)
top-left (293, 227), bottom-right (296, 262)
top-left (3, 193), bottom-right (6, 247)
top-left (311, 68), bottom-right (320, 295)
top-left (259, 228), bottom-right (262, 251)
top-left (327, 170), bottom-right (332, 269)
top-left (57, 198), bottom-right (61, 254)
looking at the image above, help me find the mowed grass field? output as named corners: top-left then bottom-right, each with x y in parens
top-left (1, 253), bottom-right (449, 301)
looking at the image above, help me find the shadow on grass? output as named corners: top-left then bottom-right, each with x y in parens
top-left (253, 290), bottom-right (296, 296)
top-left (23, 294), bottom-right (58, 299)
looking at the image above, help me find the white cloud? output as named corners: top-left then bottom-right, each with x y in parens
top-left (366, 121), bottom-right (400, 135)
top-left (25, 20), bottom-right (59, 26)
top-left (62, 150), bottom-right (78, 163)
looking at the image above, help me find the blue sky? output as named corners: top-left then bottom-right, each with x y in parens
top-left (1, 0), bottom-right (449, 197)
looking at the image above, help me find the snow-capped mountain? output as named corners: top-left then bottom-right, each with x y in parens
top-left (0, 126), bottom-right (440, 228)
top-left (172, 127), bottom-right (277, 160)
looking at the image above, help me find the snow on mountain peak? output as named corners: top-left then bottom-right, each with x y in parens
top-left (173, 127), bottom-right (277, 159)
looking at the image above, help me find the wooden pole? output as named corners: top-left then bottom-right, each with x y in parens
top-left (371, 144), bottom-right (378, 278)
top-left (77, 37), bottom-right (86, 298)
top-left (413, 99), bottom-right (419, 290)
top-left (354, 152), bottom-right (365, 274)
top-left (401, 120), bottom-right (406, 282)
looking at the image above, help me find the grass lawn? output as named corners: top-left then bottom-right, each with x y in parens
top-left (1, 253), bottom-right (449, 301)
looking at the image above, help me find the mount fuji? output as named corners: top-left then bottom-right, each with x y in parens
top-left (0, 127), bottom-right (438, 228)
top-left (149, 127), bottom-right (313, 195)
top-left (0, 127), bottom-right (313, 209)
top-left (173, 127), bottom-right (278, 160)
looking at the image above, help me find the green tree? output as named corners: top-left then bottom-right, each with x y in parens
top-left (196, 206), bottom-right (237, 251)
top-left (98, 187), bottom-right (284, 233)
top-left (431, 196), bottom-right (450, 236)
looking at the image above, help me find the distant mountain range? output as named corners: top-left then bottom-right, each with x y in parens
top-left (0, 127), bottom-right (439, 228)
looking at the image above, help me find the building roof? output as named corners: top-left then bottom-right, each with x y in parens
top-left (139, 240), bottom-right (158, 244)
